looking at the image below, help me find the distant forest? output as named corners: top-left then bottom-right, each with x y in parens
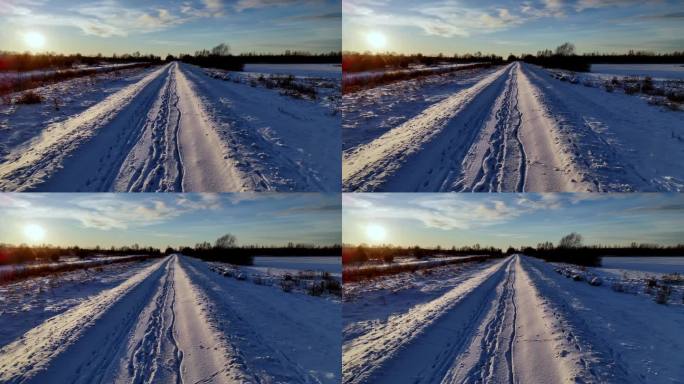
top-left (0, 235), bottom-right (341, 267)
top-left (343, 232), bottom-right (684, 267)
top-left (0, 51), bottom-right (163, 72)
top-left (343, 43), bottom-right (684, 73)
top-left (0, 43), bottom-right (341, 72)
top-left (342, 51), bottom-right (504, 73)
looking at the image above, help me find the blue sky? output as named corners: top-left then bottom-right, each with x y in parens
top-left (0, 0), bottom-right (341, 55)
top-left (343, 0), bottom-right (684, 55)
top-left (343, 194), bottom-right (684, 248)
top-left (0, 193), bottom-right (341, 248)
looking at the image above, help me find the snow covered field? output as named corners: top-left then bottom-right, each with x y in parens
top-left (342, 62), bottom-right (684, 192)
top-left (343, 255), bottom-right (684, 383)
top-left (343, 63), bottom-right (483, 84)
top-left (591, 64), bottom-right (684, 80)
top-left (0, 254), bottom-right (340, 383)
top-left (244, 63), bottom-right (341, 78)
top-left (251, 256), bottom-right (341, 274)
top-left (0, 61), bottom-right (340, 192)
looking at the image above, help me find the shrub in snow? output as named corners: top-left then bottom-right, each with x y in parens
top-left (655, 285), bottom-right (671, 305)
top-left (642, 77), bottom-right (654, 93)
top-left (325, 279), bottom-right (342, 296)
top-left (662, 273), bottom-right (683, 284)
top-left (572, 273), bottom-right (584, 281)
top-left (611, 282), bottom-right (626, 293)
top-left (16, 90), bottom-right (43, 104)
top-left (307, 281), bottom-right (325, 296)
top-left (280, 279), bottom-right (294, 293)
top-left (588, 277), bottom-right (602, 286)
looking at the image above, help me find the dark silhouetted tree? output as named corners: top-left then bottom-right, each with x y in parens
top-left (215, 233), bottom-right (237, 249)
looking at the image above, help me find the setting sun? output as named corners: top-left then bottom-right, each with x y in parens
top-left (23, 224), bottom-right (46, 243)
top-left (366, 31), bottom-right (387, 50)
top-left (24, 31), bottom-right (46, 50)
top-left (365, 223), bottom-right (387, 243)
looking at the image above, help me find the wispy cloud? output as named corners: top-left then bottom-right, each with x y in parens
top-left (0, 194), bottom-right (214, 230)
top-left (3, 0), bottom-right (192, 37)
top-left (343, 193), bottom-right (565, 231)
top-left (235, 0), bottom-right (316, 12)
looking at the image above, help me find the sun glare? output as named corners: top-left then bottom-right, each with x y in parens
top-left (24, 224), bottom-right (46, 243)
top-left (365, 224), bottom-right (387, 243)
top-left (366, 31), bottom-right (387, 50)
top-left (24, 31), bottom-right (46, 50)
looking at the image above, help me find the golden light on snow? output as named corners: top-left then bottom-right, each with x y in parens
top-left (23, 223), bottom-right (46, 243)
top-left (24, 31), bottom-right (46, 50)
top-left (365, 223), bottom-right (387, 243)
top-left (366, 31), bottom-right (387, 50)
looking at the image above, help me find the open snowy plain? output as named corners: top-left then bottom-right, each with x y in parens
top-left (0, 254), bottom-right (340, 384)
top-left (0, 62), bottom-right (340, 192)
top-left (343, 255), bottom-right (684, 384)
top-left (343, 62), bottom-right (683, 192)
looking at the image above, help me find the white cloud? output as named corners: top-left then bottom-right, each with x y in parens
top-left (3, 0), bottom-right (196, 37)
top-left (344, 194), bottom-right (570, 231)
top-left (235, 0), bottom-right (312, 12)
top-left (0, 194), bottom-right (217, 230)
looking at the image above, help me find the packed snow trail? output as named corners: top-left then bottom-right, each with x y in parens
top-left (342, 65), bottom-right (513, 192)
top-left (343, 256), bottom-right (596, 384)
top-left (0, 255), bottom-right (336, 384)
top-left (455, 63), bottom-right (584, 192)
top-left (344, 60), bottom-right (682, 192)
top-left (342, 62), bottom-right (586, 192)
top-left (0, 61), bottom-right (337, 192)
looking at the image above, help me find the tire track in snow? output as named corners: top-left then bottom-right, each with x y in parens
top-left (0, 62), bottom-right (248, 192)
top-left (457, 64), bottom-right (527, 192)
top-left (0, 257), bottom-right (171, 383)
top-left (342, 64), bottom-right (512, 192)
top-left (116, 63), bottom-right (184, 192)
top-left (0, 64), bottom-right (171, 191)
top-left (0, 255), bottom-right (256, 384)
top-left (344, 256), bottom-right (599, 384)
top-left (446, 256), bottom-right (594, 384)
top-left (343, 258), bottom-right (512, 384)
top-left (125, 258), bottom-right (182, 384)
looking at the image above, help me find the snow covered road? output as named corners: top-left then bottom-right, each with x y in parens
top-left (0, 62), bottom-right (339, 192)
top-left (343, 62), bottom-right (683, 192)
top-left (0, 255), bottom-right (340, 384)
top-left (343, 254), bottom-right (682, 383)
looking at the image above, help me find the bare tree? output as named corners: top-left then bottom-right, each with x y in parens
top-left (555, 42), bottom-right (576, 56)
top-left (215, 233), bottom-right (237, 249)
top-left (559, 232), bottom-right (583, 248)
top-left (211, 43), bottom-right (231, 56)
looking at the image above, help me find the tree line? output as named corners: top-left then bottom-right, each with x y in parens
top-left (0, 51), bottom-right (163, 72)
top-left (1, 44), bottom-right (341, 73)
top-left (1, 235), bottom-right (341, 267)
top-left (342, 51), bottom-right (504, 73)
top-left (343, 232), bottom-right (684, 267)
top-left (512, 43), bottom-right (684, 72)
top-left (0, 244), bottom-right (163, 265)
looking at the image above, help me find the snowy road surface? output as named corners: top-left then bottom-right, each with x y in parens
top-left (343, 255), bottom-right (683, 383)
top-left (0, 62), bottom-right (339, 192)
top-left (0, 255), bottom-right (340, 384)
top-left (343, 62), bottom-right (684, 192)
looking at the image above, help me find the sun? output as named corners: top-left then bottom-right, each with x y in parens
top-left (366, 31), bottom-right (387, 50)
top-left (24, 224), bottom-right (46, 243)
top-left (24, 31), bottom-right (46, 50)
top-left (365, 223), bottom-right (387, 243)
